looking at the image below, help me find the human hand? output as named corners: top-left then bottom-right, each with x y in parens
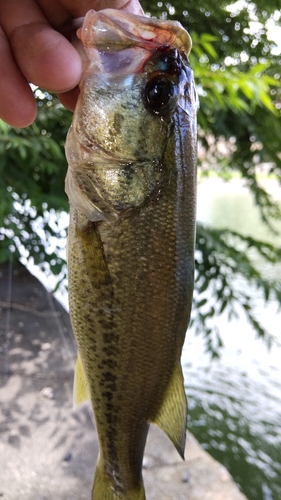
top-left (0, 0), bottom-right (144, 128)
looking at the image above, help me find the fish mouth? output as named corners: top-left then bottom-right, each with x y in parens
top-left (74, 9), bottom-right (192, 78)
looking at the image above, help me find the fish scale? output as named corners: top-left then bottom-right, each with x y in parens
top-left (66, 8), bottom-right (198, 500)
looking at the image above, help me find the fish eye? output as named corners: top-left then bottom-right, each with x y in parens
top-left (143, 76), bottom-right (175, 116)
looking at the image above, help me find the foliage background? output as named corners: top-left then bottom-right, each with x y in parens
top-left (0, 0), bottom-right (281, 355)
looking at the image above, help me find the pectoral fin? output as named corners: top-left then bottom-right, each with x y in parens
top-left (73, 353), bottom-right (91, 407)
top-left (151, 362), bottom-right (187, 459)
top-left (65, 169), bottom-right (107, 222)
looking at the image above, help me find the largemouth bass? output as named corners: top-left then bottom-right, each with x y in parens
top-left (65, 9), bottom-right (198, 500)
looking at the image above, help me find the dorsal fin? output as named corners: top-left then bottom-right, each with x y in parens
top-left (150, 362), bottom-right (187, 459)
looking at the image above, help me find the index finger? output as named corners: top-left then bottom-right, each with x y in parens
top-left (0, 0), bottom-right (81, 92)
top-left (0, 26), bottom-right (36, 127)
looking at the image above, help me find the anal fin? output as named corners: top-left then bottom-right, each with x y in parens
top-left (73, 353), bottom-right (91, 407)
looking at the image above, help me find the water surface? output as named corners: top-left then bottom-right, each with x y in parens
top-left (183, 178), bottom-right (281, 500)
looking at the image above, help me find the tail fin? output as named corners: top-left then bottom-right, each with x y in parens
top-left (92, 459), bottom-right (146, 500)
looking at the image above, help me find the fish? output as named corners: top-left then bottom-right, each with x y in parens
top-left (65, 8), bottom-right (198, 500)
